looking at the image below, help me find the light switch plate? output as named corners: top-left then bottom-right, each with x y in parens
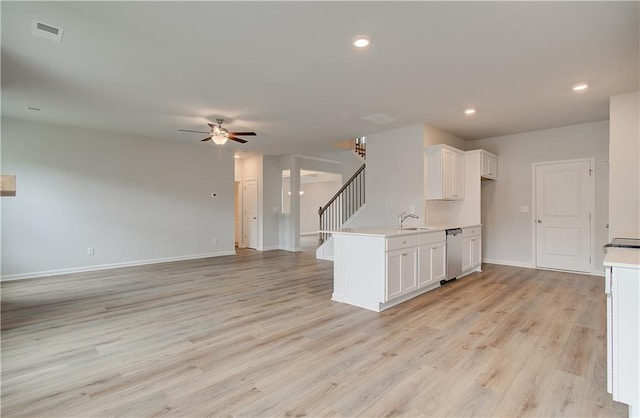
top-left (521, 206), bottom-right (529, 213)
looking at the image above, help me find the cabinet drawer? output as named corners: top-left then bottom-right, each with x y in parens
top-left (463, 226), bottom-right (481, 237)
top-left (387, 235), bottom-right (418, 251)
top-left (418, 231), bottom-right (445, 245)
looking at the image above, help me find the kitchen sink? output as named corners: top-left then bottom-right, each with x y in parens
top-left (401, 227), bottom-right (436, 231)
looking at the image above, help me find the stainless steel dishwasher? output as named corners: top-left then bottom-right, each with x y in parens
top-left (445, 228), bottom-right (463, 282)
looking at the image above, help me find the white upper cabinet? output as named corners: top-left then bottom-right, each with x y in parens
top-left (480, 150), bottom-right (498, 180)
top-left (426, 144), bottom-right (465, 200)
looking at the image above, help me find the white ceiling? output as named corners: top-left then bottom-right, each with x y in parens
top-left (2, 1), bottom-right (638, 157)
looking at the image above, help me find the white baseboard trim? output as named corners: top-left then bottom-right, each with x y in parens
top-left (482, 258), bottom-right (605, 277)
top-left (259, 245), bottom-right (281, 251)
top-left (0, 250), bottom-right (236, 281)
top-left (482, 258), bottom-right (535, 269)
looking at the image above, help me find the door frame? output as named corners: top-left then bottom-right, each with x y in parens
top-left (242, 178), bottom-right (258, 249)
top-left (531, 157), bottom-right (595, 274)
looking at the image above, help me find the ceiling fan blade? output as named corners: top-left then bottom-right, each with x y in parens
top-left (201, 136), bottom-right (213, 142)
top-left (178, 129), bottom-right (210, 134)
top-left (228, 135), bottom-right (248, 144)
top-left (229, 132), bottom-right (257, 136)
top-left (207, 123), bottom-right (216, 129)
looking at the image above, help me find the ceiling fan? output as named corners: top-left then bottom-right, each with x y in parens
top-left (178, 118), bottom-right (256, 145)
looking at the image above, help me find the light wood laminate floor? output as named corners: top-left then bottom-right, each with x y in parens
top-left (1, 249), bottom-right (627, 417)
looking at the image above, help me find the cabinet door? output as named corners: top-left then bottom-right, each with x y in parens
top-left (462, 237), bottom-right (473, 272)
top-left (419, 242), bottom-right (446, 287)
top-left (431, 242), bottom-right (446, 282)
top-left (453, 151), bottom-right (465, 199)
top-left (442, 149), bottom-right (455, 199)
top-left (418, 245), bottom-right (433, 288)
top-left (387, 248), bottom-right (418, 301)
top-left (481, 153), bottom-right (498, 180)
top-left (606, 268), bottom-right (613, 394)
top-left (471, 237), bottom-right (482, 268)
top-left (386, 251), bottom-right (403, 301)
top-left (402, 248), bottom-right (418, 294)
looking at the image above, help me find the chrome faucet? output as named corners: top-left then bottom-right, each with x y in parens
top-left (398, 212), bottom-right (419, 229)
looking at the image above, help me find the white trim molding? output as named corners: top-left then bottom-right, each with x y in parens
top-left (0, 251), bottom-right (236, 281)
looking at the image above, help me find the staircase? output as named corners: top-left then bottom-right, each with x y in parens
top-left (318, 163), bottom-right (366, 245)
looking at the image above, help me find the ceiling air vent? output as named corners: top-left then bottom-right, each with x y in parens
top-left (32, 20), bottom-right (64, 43)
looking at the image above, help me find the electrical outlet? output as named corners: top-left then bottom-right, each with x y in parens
top-left (409, 206), bottom-right (415, 214)
top-left (212, 238), bottom-right (217, 245)
top-left (87, 247), bottom-right (95, 256)
top-left (520, 206), bottom-right (529, 213)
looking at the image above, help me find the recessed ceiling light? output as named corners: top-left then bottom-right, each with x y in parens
top-left (573, 83), bottom-right (589, 91)
top-left (464, 108), bottom-right (476, 115)
top-left (353, 35), bottom-right (371, 48)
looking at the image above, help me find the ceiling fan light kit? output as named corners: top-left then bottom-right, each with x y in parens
top-left (179, 118), bottom-right (256, 146)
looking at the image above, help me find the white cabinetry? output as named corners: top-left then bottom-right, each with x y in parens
top-left (604, 251), bottom-right (640, 417)
top-left (462, 226), bottom-right (482, 273)
top-left (418, 240), bottom-right (446, 288)
top-left (426, 144), bottom-right (465, 200)
top-left (386, 236), bottom-right (418, 301)
top-left (480, 151), bottom-right (498, 180)
top-left (332, 229), bottom-right (445, 312)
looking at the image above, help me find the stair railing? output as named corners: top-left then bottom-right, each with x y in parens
top-left (318, 163), bottom-right (365, 245)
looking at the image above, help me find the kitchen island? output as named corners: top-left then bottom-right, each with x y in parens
top-left (328, 225), bottom-right (480, 312)
top-left (604, 246), bottom-right (640, 417)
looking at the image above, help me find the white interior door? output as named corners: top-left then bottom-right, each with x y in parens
top-left (535, 160), bottom-right (592, 272)
top-left (243, 179), bottom-right (258, 249)
top-left (234, 181), bottom-right (240, 246)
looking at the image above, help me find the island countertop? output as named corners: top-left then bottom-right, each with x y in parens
top-left (322, 224), bottom-right (481, 238)
top-left (604, 247), bottom-right (640, 269)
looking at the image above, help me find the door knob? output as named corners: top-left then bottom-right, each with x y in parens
top-left (536, 219), bottom-right (542, 223)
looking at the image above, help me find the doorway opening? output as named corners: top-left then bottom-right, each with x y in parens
top-left (282, 169), bottom-right (342, 252)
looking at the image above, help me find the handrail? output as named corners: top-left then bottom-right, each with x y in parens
top-left (319, 163), bottom-right (365, 214)
top-left (318, 163), bottom-right (365, 245)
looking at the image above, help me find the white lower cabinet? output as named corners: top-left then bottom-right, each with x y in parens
top-left (386, 247), bottom-right (418, 301)
top-left (418, 242), bottom-right (446, 288)
top-left (462, 227), bottom-right (482, 273)
top-left (605, 261), bottom-right (640, 416)
top-left (332, 229), bottom-right (446, 312)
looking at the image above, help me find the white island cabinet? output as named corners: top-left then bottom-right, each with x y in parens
top-left (331, 227), bottom-right (446, 312)
top-left (604, 248), bottom-right (640, 417)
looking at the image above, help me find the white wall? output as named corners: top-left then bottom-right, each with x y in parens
top-left (1, 117), bottom-right (235, 279)
top-left (609, 91), bottom-right (640, 239)
top-left (300, 180), bottom-right (342, 234)
top-left (467, 120), bottom-right (610, 272)
top-left (348, 124), bottom-right (427, 228)
top-left (339, 150), bottom-right (365, 182)
top-left (262, 156), bottom-right (282, 250)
